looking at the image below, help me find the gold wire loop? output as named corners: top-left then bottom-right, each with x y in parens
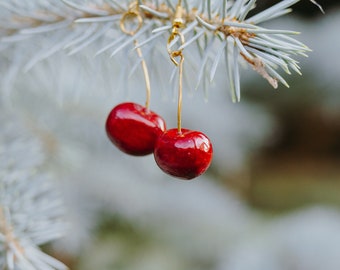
top-left (167, 29), bottom-right (185, 66)
top-left (120, 7), bottom-right (143, 36)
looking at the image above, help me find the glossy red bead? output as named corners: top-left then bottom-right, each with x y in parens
top-left (106, 102), bottom-right (166, 156)
top-left (154, 128), bottom-right (213, 179)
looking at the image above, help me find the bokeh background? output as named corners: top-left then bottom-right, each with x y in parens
top-left (1, 1), bottom-right (340, 269)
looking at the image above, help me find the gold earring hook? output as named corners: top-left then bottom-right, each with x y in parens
top-left (119, 2), bottom-right (151, 109)
top-left (167, 0), bottom-right (186, 134)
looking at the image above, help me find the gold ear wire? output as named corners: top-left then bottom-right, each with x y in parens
top-left (167, 1), bottom-right (186, 134)
top-left (119, 2), bottom-right (151, 110)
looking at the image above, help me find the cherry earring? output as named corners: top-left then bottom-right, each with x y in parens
top-left (154, 2), bottom-right (213, 179)
top-left (106, 3), bottom-right (166, 156)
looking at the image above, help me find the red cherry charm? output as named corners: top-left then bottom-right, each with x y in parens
top-left (154, 128), bottom-right (213, 180)
top-left (106, 102), bottom-right (166, 156)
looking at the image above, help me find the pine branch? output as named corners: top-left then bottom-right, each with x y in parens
top-left (0, 114), bottom-right (67, 270)
top-left (0, 0), bottom-right (323, 102)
